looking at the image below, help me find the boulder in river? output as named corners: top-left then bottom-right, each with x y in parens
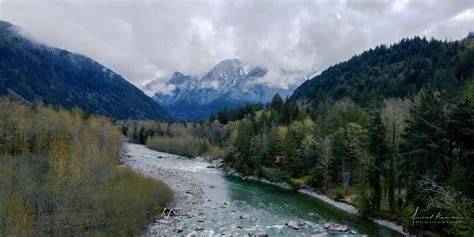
top-left (240, 214), bottom-right (251, 219)
top-left (286, 220), bottom-right (300, 230)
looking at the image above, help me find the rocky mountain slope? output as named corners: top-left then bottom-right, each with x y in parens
top-left (146, 59), bottom-right (306, 120)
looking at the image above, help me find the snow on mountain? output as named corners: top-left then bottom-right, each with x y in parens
top-left (145, 59), bottom-right (308, 120)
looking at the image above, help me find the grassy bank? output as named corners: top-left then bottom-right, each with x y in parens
top-left (0, 98), bottom-right (173, 236)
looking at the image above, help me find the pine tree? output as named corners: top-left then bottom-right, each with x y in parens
top-left (367, 108), bottom-right (389, 210)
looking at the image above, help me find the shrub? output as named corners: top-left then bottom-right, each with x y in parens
top-left (334, 186), bottom-right (345, 200)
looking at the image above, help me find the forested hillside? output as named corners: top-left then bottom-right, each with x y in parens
top-left (0, 21), bottom-right (172, 121)
top-left (291, 37), bottom-right (473, 105)
top-left (0, 98), bottom-right (173, 235)
top-left (125, 37), bottom-right (474, 236)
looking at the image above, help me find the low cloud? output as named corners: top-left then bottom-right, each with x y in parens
top-left (1, 0), bottom-right (472, 89)
top-left (143, 79), bottom-right (176, 96)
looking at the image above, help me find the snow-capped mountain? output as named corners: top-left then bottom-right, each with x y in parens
top-left (145, 59), bottom-right (308, 120)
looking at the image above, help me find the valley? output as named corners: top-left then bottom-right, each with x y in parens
top-left (123, 143), bottom-right (402, 236)
top-left (0, 2), bottom-right (473, 236)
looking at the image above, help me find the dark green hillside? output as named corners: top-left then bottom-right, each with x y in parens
top-left (291, 37), bottom-right (473, 104)
top-left (0, 21), bottom-right (172, 121)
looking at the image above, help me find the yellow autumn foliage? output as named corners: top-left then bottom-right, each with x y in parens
top-left (0, 98), bottom-right (173, 236)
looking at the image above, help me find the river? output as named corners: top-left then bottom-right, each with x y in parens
top-left (122, 143), bottom-right (402, 236)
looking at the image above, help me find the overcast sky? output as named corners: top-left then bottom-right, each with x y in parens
top-left (1, 0), bottom-right (473, 91)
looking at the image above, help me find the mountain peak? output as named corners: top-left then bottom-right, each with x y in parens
top-left (209, 59), bottom-right (243, 75)
top-left (170, 71), bottom-right (187, 84)
top-left (150, 58), bottom-right (303, 120)
top-left (213, 58), bottom-right (241, 68)
top-left (203, 58), bottom-right (245, 90)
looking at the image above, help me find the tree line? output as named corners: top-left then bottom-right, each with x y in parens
top-left (122, 120), bottom-right (226, 158)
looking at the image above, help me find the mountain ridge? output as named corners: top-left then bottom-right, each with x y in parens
top-left (147, 58), bottom-right (306, 120)
top-left (291, 36), bottom-right (473, 103)
top-left (0, 21), bottom-right (173, 121)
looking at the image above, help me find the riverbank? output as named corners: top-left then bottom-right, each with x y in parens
top-left (122, 143), bottom-right (206, 235)
top-left (123, 143), bottom-right (405, 236)
top-left (221, 167), bottom-right (408, 236)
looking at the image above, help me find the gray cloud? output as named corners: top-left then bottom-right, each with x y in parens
top-left (1, 0), bottom-right (472, 89)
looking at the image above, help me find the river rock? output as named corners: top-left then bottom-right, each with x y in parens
top-left (240, 214), bottom-right (251, 219)
top-left (195, 227), bottom-right (205, 231)
top-left (287, 220), bottom-right (298, 226)
top-left (323, 223), bottom-right (331, 229)
top-left (349, 230), bottom-right (357, 234)
top-left (231, 224), bottom-right (243, 229)
top-left (254, 231), bottom-right (268, 237)
top-left (175, 226), bottom-right (184, 233)
top-left (287, 220), bottom-right (300, 230)
top-left (330, 224), bottom-right (348, 232)
top-left (311, 233), bottom-right (327, 237)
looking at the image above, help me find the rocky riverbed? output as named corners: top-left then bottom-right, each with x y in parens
top-left (122, 143), bottom-right (402, 236)
top-left (122, 143), bottom-right (206, 235)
